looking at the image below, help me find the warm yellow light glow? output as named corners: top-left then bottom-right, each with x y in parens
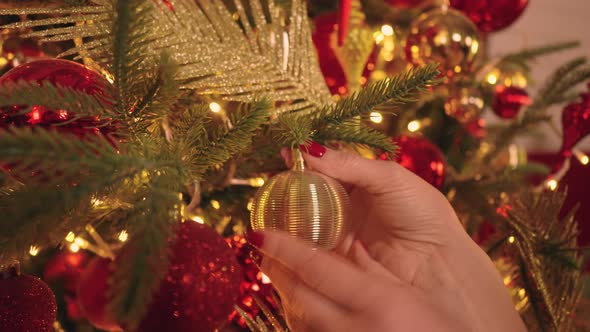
top-left (118, 230), bottom-right (129, 242)
top-left (91, 198), bottom-right (104, 207)
top-left (373, 32), bottom-right (384, 44)
top-left (581, 155), bottom-right (589, 165)
top-left (407, 120), bottom-right (421, 132)
top-left (508, 236), bottom-right (515, 244)
top-left (487, 73), bottom-right (498, 85)
top-left (247, 200), bottom-right (254, 211)
top-left (503, 275), bottom-right (511, 286)
top-left (209, 102), bottom-right (222, 113)
top-left (381, 24), bottom-right (394, 37)
top-left (192, 215), bottom-right (205, 224)
top-left (69, 243), bottom-right (80, 253)
top-left (546, 179), bottom-right (558, 191)
top-left (211, 200), bottom-right (221, 210)
top-left (29, 245), bottom-right (40, 256)
top-left (518, 288), bottom-right (526, 298)
top-left (65, 231), bottom-right (76, 242)
top-left (250, 177), bottom-right (266, 187)
top-left (369, 112), bottom-right (383, 124)
top-left (74, 237), bottom-right (86, 246)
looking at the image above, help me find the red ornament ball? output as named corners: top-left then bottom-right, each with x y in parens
top-left (137, 222), bottom-right (243, 332)
top-left (312, 13), bottom-right (376, 95)
top-left (77, 257), bottom-right (121, 331)
top-left (450, 0), bottom-right (529, 33)
top-left (0, 59), bottom-right (115, 136)
top-left (43, 250), bottom-right (91, 294)
top-left (381, 135), bottom-right (446, 189)
top-left (226, 235), bottom-right (275, 328)
top-left (0, 267), bottom-right (57, 332)
top-left (492, 85), bottom-right (531, 119)
top-left (560, 83), bottom-right (590, 157)
top-left (384, 0), bottom-right (427, 8)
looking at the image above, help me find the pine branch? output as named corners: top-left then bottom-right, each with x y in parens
top-left (312, 123), bottom-right (396, 154)
top-left (0, 81), bottom-right (116, 119)
top-left (500, 41), bottom-right (581, 65)
top-left (192, 99), bottom-right (271, 177)
top-left (0, 128), bottom-right (183, 266)
top-left (505, 190), bottom-right (583, 331)
top-left (310, 64), bottom-right (441, 129)
top-left (108, 175), bottom-right (181, 331)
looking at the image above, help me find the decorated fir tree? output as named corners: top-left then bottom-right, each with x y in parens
top-left (0, 0), bottom-right (588, 331)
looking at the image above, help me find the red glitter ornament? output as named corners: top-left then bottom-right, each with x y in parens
top-left (492, 85), bottom-right (531, 119)
top-left (559, 83), bottom-right (590, 158)
top-left (312, 13), bottom-right (376, 95)
top-left (77, 257), bottom-right (121, 331)
top-left (450, 0), bottom-right (529, 33)
top-left (0, 59), bottom-right (117, 180)
top-left (0, 265), bottom-right (57, 332)
top-left (137, 222), bottom-right (242, 332)
top-left (380, 135), bottom-right (446, 189)
top-left (226, 235), bottom-right (276, 328)
top-left (0, 59), bottom-right (115, 137)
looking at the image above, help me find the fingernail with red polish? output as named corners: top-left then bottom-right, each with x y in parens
top-left (299, 141), bottom-right (327, 158)
top-left (246, 231), bottom-right (265, 248)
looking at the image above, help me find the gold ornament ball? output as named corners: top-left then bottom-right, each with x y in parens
top-left (250, 152), bottom-right (351, 249)
top-left (444, 84), bottom-right (484, 123)
top-left (405, 7), bottom-right (482, 79)
top-left (483, 64), bottom-right (528, 89)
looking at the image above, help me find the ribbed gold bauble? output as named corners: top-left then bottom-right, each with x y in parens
top-left (250, 150), bottom-right (351, 249)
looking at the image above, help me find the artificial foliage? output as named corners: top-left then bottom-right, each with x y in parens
top-left (0, 0), bottom-right (588, 332)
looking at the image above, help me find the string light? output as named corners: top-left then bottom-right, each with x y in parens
top-left (210, 200), bottom-right (221, 210)
top-left (407, 120), bottom-right (421, 132)
top-left (91, 197), bottom-right (104, 207)
top-left (546, 179), bottom-right (558, 191)
top-left (508, 236), bottom-right (515, 244)
top-left (249, 177), bottom-right (266, 187)
top-left (380, 24), bottom-right (394, 37)
top-left (572, 148), bottom-right (589, 165)
top-left (369, 112), bottom-right (383, 124)
top-left (209, 102), bottom-right (222, 113)
top-left (29, 245), bottom-right (39, 256)
top-left (65, 231), bottom-right (76, 242)
top-left (118, 230), bottom-right (129, 242)
top-left (192, 215), bottom-right (205, 224)
top-left (69, 243), bottom-right (80, 253)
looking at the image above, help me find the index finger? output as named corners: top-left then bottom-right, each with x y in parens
top-left (248, 230), bottom-right (382, 309)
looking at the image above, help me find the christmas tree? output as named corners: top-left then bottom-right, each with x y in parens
top-left (0, 0), bottom-right (588, 331)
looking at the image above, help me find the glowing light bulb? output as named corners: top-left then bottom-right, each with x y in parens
top-left (29, 245), bottom-right (39, 256)
top-left (407, 120), bottom-right (421, 132)
top-left (546, 179), bottom-right (558, 191)
top-left (192, 216), bottom-right (205, 224)
top-left (508, 236), bottom-right (515, 244)
top-left (250, 177), bottom-right (265, 187)
top-left (118, 230), bottom-right (129, 242)
top-left (69, 243), bottom-right (80, 253)
top-left (65, 231), bottom-right (76, 242)
top-left (381, 25), bottom-right (394, 37)
top-left (209, 102), bottom-right (222, 113)
top-left (369, 112), bottom-right (383, 124)
top-left (211, 200), bottom-right (221, 210)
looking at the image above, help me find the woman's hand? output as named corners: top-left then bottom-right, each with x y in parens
top-left (247, 143), bottom-right (526, 332)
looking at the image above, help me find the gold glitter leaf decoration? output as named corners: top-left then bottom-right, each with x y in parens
top-left (0, 0), bottom-right (333, 115)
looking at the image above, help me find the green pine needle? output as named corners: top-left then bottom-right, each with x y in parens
top-left (311, 63), bottom-right (441, 129)
top-left (312, 123), bottom-right (396, 154)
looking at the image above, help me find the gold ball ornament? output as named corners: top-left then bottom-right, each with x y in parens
top-left (250, 150), bottom-right (351, 249)
top-left (483, 63), bottom-right (528, 89)
top-left (405, 6), bottom-right (483, 79)
top-left (444, 83), bottom-right (484, 123)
